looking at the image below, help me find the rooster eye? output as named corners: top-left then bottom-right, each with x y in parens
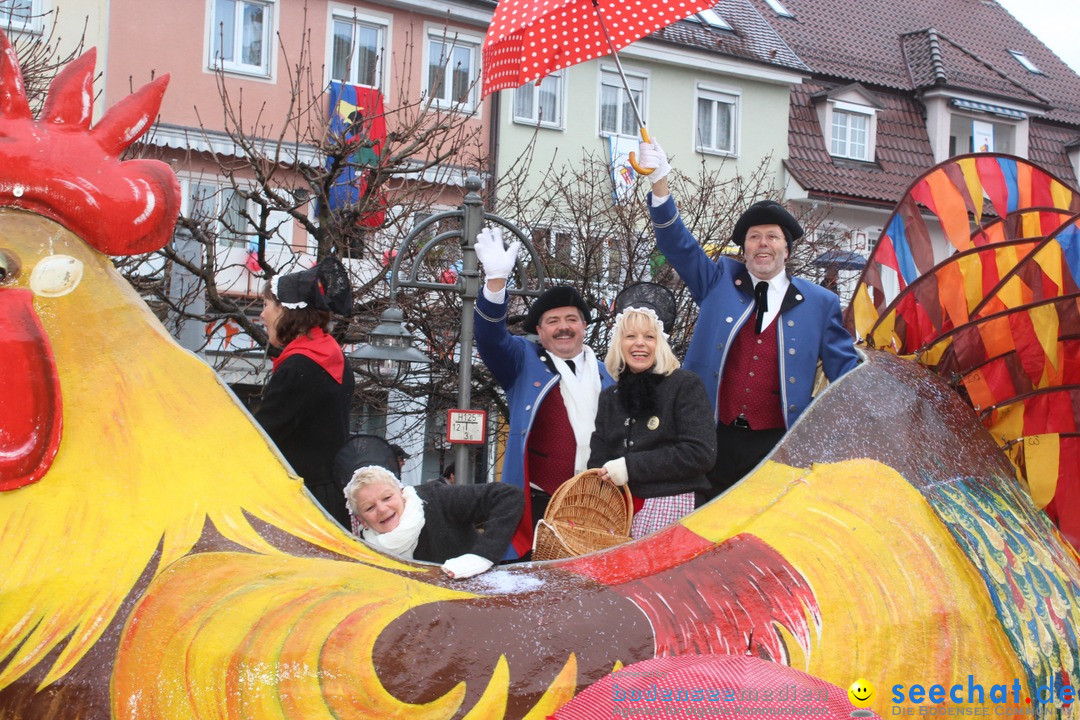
top-left (0, 249), bottom-right (19, 284)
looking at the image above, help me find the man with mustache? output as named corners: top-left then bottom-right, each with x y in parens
top-left (637, 140), bottom-right (860, 504)
top-left (473, 227), bottom-right (614, 559)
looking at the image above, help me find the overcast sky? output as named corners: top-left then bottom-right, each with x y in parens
top-left (994, 0), bottom-right (1080, 73)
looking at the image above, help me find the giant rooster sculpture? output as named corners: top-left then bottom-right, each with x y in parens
top-left (1, 34), bottom-right (1078, 720)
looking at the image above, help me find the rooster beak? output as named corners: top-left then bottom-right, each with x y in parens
top-left (0, 288), bottom-right (62, 491)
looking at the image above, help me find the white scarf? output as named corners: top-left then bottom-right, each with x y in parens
top-left (549, 346), bottom-right (602, 473)
top-left (361, 486), bottom-right (425, 558)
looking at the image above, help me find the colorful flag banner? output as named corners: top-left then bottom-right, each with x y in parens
top-left (609, 135), bottom-right (638, 205)
top-left (847, 153), bottom-right (1080, 547)
top-left (326, 81), bottom-right (388, 228)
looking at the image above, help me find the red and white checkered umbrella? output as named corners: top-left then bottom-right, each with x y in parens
top-left (482, 0), bottom-right (716, 102)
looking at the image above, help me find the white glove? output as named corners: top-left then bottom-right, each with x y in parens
top-left (603, 457), bottom-right (629, 486)
top-left (636, 139), bottom-right (671, 185)
top-left (441, 553), bottom-right (493, 580)
top-left (474, 227), bottom-right (520, 280)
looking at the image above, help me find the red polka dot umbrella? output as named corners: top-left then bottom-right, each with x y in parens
top-left (482, 0), bottom-right (717, 150)
top-left (548, 654), bottom-right (883, 719)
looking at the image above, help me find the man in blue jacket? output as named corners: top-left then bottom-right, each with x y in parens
top-left (473, 228), bottom-right (614, 559)
top-left (638, 140), bottom-right (860, 503)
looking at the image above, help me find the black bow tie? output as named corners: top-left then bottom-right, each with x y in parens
top-left (754, 281), bottom-right (769, 334)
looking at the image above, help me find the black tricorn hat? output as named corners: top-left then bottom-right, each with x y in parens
top-left (523, 286), bottom-right (592, 334)
top-left (730, 200), bottom-right (804, 248)
top-left (613, 282), bottom-right (676, 333)
top-left (274, 256), bottom-right (352, 315)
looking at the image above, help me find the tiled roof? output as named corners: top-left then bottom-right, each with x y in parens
top-left (784, 82), bottom-right (937, 205)
top-left (746, 0), bottom-right (1080, 125)
top-left (747, 0), bottom-right (1080, 202)
top-left (1029, 123), bottom-right (1080, 182)
top-left (901, 29), bottom-right (1047, 106)
top-left (649, 0), bottom-right (809, 73)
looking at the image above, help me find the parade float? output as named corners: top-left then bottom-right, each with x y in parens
top-left (1, 33), bottom-right (1078, 720)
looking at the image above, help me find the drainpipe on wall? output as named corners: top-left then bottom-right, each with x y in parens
top-left (486, 90), bottom-right (500, 211)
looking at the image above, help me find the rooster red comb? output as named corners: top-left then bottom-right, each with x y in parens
top-left (0, 30), bottom-right (180, 255)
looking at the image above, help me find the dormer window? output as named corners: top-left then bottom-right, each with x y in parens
top-left (948, 100), bottom-right (1024, 156)
top-left (1008, 50), bottom-right (1042, 74)
top-left (687, 9), bottom-right (732, 31)
top-left (763, 0), bottom-right (794, 17)
top-left (813, 86), bottom-right (880, 164)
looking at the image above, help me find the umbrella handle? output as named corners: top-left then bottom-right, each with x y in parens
top-left (628, 127), bottom-right (654, 176)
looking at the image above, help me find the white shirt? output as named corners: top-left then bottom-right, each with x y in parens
top-left (652, 191), bottom-right (791, 330)
top-left (747, 271), bottom-right (790, 331)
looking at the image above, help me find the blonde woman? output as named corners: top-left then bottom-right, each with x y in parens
top-left (344, 465), bottom-right (523, 579)
top-left (589, 284), bottom-right (716, 538)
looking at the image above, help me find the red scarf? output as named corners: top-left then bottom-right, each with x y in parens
top-left (272, 327), bottom-right (345, 383)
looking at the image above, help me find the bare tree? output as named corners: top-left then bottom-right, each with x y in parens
top-left (101, 0), bottom-right (851, 477)
top-left (11, 5), bottom-right (856, 481)
top-left (7, 6), bottom-right (87, 111)
top-left (490, 148), bottom-right (838, 359)
top-left (116, 7), bottom-right (486, 344)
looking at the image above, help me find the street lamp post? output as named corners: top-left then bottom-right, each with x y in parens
top-left (353, 175), bottom-right (546, 484)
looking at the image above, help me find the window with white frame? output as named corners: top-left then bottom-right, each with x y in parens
top-left (211, 0), bottom-right (273, 76)
top-left (0, 0), bottom-right (41, 33)
top-left (599, 68), bottom-right (646, 137)
top-left (188, 180), bottom-right (251, 249)
top-left (830, 107), bottom-right (872, 161)
top-left (763, 0), bottom-right (794, 17)
top-left (426, 31), bottom-right (481, 111)
top-left (331, 13), bottom-right (386, 87)
top-left (1008, 50), bottom-right (1042, 75)
top-left (687, 9), bottom-right (732, 31)
top-left (695, 87), bottom-right (738, 155)
top-left (513, 70), bottom-right (564, 128)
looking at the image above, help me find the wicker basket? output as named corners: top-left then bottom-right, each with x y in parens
top-left (531, 469), bottom-right (633, 561)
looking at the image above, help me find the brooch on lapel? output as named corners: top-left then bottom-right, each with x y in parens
top-left (646, 416), bottom-right (660, 430)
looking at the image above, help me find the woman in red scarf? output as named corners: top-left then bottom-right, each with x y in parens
top-left (256, 257), bottom-right (354, 526)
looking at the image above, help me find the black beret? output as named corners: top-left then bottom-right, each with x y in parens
top-left (730, 200), bottom-right (804, 248)
top-left (523, 286), bottom-right (592, 334)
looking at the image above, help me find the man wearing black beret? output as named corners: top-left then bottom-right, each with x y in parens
top-left (473, 227), bottom-right (614, 559)
top-left (637, 139), bottom-right (860, 504)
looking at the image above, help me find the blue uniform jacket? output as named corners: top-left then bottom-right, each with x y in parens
top-left (649, 194), bottom-right (859, 428)
top-left (474, 291), bottom-right (614, 557)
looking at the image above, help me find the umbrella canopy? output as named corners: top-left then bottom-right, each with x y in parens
top-left (482, 0), bottom-right (718, 97)
top-left (551, 654), bottom-right (881, 719)
top-left (814, 249), bottom-right (867, 271)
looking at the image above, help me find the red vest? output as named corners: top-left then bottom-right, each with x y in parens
top-left (525, 384), bottom-right (577, 495)
top-left (718, 317), bottom-right (785, 430)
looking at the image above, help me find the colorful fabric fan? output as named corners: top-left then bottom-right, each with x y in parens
top-left (848, 153), bottom-right (1080, 548)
